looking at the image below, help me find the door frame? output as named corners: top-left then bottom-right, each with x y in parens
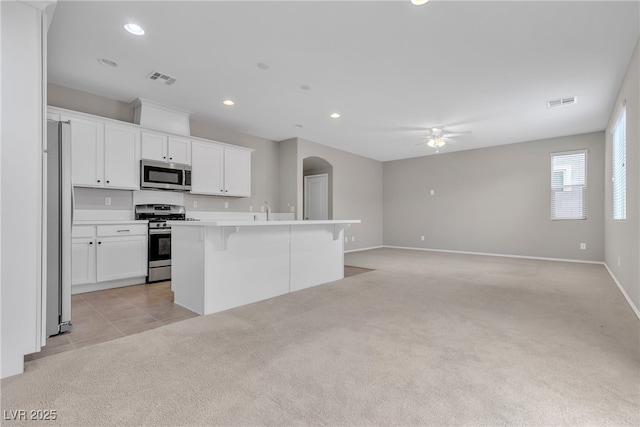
top-left (303, 173), bottom-right (329, 220)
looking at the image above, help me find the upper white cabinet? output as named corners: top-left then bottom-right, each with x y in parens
top-left (141, 131), bottom-right (191, 165)
top-left (104, 124), bottom-right (141, 189)
top-left (191, 141), bottom-right (224, 195)
top-left (168, 136), bottom-right (191, 165)
top-left (50, 106), bottom-right (251, 196)
top-left (67, 115), bottom-right (104, 187)
top-left (65, 114), bottom-right (140, 190)
top-left (191, 141), bottom-right (252, 197)
top-left (224, 147), bottom-right (252, 197)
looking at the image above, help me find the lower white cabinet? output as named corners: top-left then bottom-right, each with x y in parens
top-left (96, 235), bottom-right (147, 282)
top-left (72, 223), bottom-right (148, 292)
top-left (71, 237), bottom-right (96, 286)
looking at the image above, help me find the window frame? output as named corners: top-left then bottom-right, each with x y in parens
top-left (550, 149), bottom-right (588, 221)
top-left (612, 105), bottom-right (627, 221)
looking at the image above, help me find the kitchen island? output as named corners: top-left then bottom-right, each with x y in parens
top-left (168, 220), bottom-right (360, 315)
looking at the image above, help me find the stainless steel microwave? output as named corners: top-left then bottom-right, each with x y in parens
top-left (140, 160), bottom-right (191, 191)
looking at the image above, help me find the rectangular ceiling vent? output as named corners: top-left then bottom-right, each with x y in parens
top-left (147, 71), bottom-right (176, 86)
top-left (547, 96), bottom-right (577, 109)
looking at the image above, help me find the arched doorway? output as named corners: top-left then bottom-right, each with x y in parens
top-left (302, 157), bottom-right (333, 220)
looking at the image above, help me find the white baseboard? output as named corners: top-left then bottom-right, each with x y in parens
top-left (72, 277), bottom-right (146, 295)
top-left (382, 245), bottom-right (603, 265)
top-left (603, 263), bottom-right (640, 320)
top-left (344, 245), bottom-right (384, 254)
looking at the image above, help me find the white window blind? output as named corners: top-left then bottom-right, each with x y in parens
top-left (551, 150), bottom-right (587, 220)
top-left (612, 106), bottom-right (626, 220)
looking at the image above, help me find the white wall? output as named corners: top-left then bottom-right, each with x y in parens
top-left (1, 0), bottom-right (46, 378)
top-left (604, 38), bottom-right (640, 317)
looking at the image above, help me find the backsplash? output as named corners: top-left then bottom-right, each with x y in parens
top-left (74, 187), bottom-right (283, 215)
top-left (73, 187), bottom-right (132, 210)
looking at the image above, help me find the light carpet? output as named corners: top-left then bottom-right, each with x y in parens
top-left (2, 248), bottom-right (639, 426)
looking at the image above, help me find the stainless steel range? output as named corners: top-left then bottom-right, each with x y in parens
top-left (135, 204), bottom-right (186, 283)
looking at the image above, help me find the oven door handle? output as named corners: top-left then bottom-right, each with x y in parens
top-left (149, 229), bottom-right (172, 235)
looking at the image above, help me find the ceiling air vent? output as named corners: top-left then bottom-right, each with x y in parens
top-left (547, 96), bottom-right (576, 109)
top-left (147, 71), bottom-right (176, 86)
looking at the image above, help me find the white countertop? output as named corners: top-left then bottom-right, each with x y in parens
top-left (74, 220), bottom-right (148, 225)
top-left (168, 219), bottom-right (360, 227)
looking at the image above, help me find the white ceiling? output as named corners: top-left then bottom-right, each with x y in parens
top-left (47, 1), bottom-right (639, 162)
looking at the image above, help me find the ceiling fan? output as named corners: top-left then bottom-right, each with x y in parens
top-left (423, 127), bottom-right (472, 153)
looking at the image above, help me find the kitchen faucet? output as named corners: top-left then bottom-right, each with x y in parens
top-left (264, 201), bottom-right (270, 221)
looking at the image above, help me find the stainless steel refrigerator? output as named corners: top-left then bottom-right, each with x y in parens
top-left (45, 120), bottom-right (73, 337)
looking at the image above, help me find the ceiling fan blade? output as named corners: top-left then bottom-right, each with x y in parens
top-left (442, 131), bottom-right (472, 138)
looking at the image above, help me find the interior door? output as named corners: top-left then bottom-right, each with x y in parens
top-left (304, 174), bottom-right (328, 220)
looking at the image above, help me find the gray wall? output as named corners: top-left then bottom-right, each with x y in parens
top-left (297, 138), bottom-right (384, 251)
top-left (604, 38), bottom-right (639, 313)
top-left (383, 132), bottom-right (605, 262)
top-left (48, 83), bottom-right (279, 214)
top-left (277, 138), bottom-right (298, 215)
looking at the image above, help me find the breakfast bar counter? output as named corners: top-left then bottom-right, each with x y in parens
top-left (168, 219), bottom-right (360, 315)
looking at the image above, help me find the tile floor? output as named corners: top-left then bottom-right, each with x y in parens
top-left (26, 281), bottom-right (197, 361)
top-left (27, 266), bottom-right (374, 362)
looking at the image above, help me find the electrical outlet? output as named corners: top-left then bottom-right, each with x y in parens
top-left (290, 206), bottom-right (295, 213)
top-left (580, 243), bottom-right (586, 250)
top-left (193, 200), bottom-right (198, 208)
top-left (430, 189), bottom-right (435, 196)
top-left (421, 235), bottom-right (425, 241)
top-left (249, 205), bottom-right (253, 212)
top-left (224, 201), bottom-right (229, 209)
top-left (345, 237), bottom-right (348, 243)
top-left (260, 205), bottom-right (265, 213)
top-left (351, 236), bottom-right (355, 242)
top-left (105, 197), bottom-right (111, 206)
top-left (618, 256), bottom-right (621, 267)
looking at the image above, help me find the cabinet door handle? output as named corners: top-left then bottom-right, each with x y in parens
top-left (117, 229), bottom-right (130, 233)
top-left (169, 157), bottom-right (173, 160)
top-left (89, 241), bottom-right (93, 245)
top-left (97, 179), bottom-right (101, 183)
top-left (98, 241), bottom-right (102, 245)
top-left (163, 156), bottom-right (166, 159)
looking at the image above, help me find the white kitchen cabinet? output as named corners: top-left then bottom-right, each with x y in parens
top-left (66, 115), bottom-right (104, 187)
top-left (142, 131), bottom-right (191, 165)
top-left (141, 131), bottom-right (167, 162)
top-left (168, 136), bottom-right (191, 164)
top-left (190, 141), bottom-right (252, 197)
top-left (71, 238), bottom-right (96, 287)
top-left (191, 141), bottom-right (224, 195)
top-left (65, 115), bottom-right (140, 190)
top-left (71, 222), bottom-right (147, 293)
top-left (96, 235), bottom-right (147, 282)
top-left (104, 124), bottom-right (140, 189)
top-left (224, 147), bottom-right (252, 197)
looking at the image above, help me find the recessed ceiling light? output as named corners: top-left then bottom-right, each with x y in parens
top-left (411, 0), bottom-right (430, 5)
top-left (124, 23), bottom-right (145, 36)
top-left (300, 85), bottom-right (311, 91)
top-left (257, 63), bottom-right (269, 70)
top-left (98, 58), bottom-right (118, 67)
top-left (330, 113), bottom-right (341, 119)
top-left (222, 99), bottom-right (235, 106)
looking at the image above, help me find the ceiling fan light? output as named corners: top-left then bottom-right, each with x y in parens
top-left (411, 0), bottom-right (430, 5)
top-left (427, 137), bottom-right (445, 148)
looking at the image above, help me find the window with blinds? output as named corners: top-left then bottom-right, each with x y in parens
top-left (612, 106), bottom-right (626, 220)
top-left (551, 150), bottom-right (587, 220)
